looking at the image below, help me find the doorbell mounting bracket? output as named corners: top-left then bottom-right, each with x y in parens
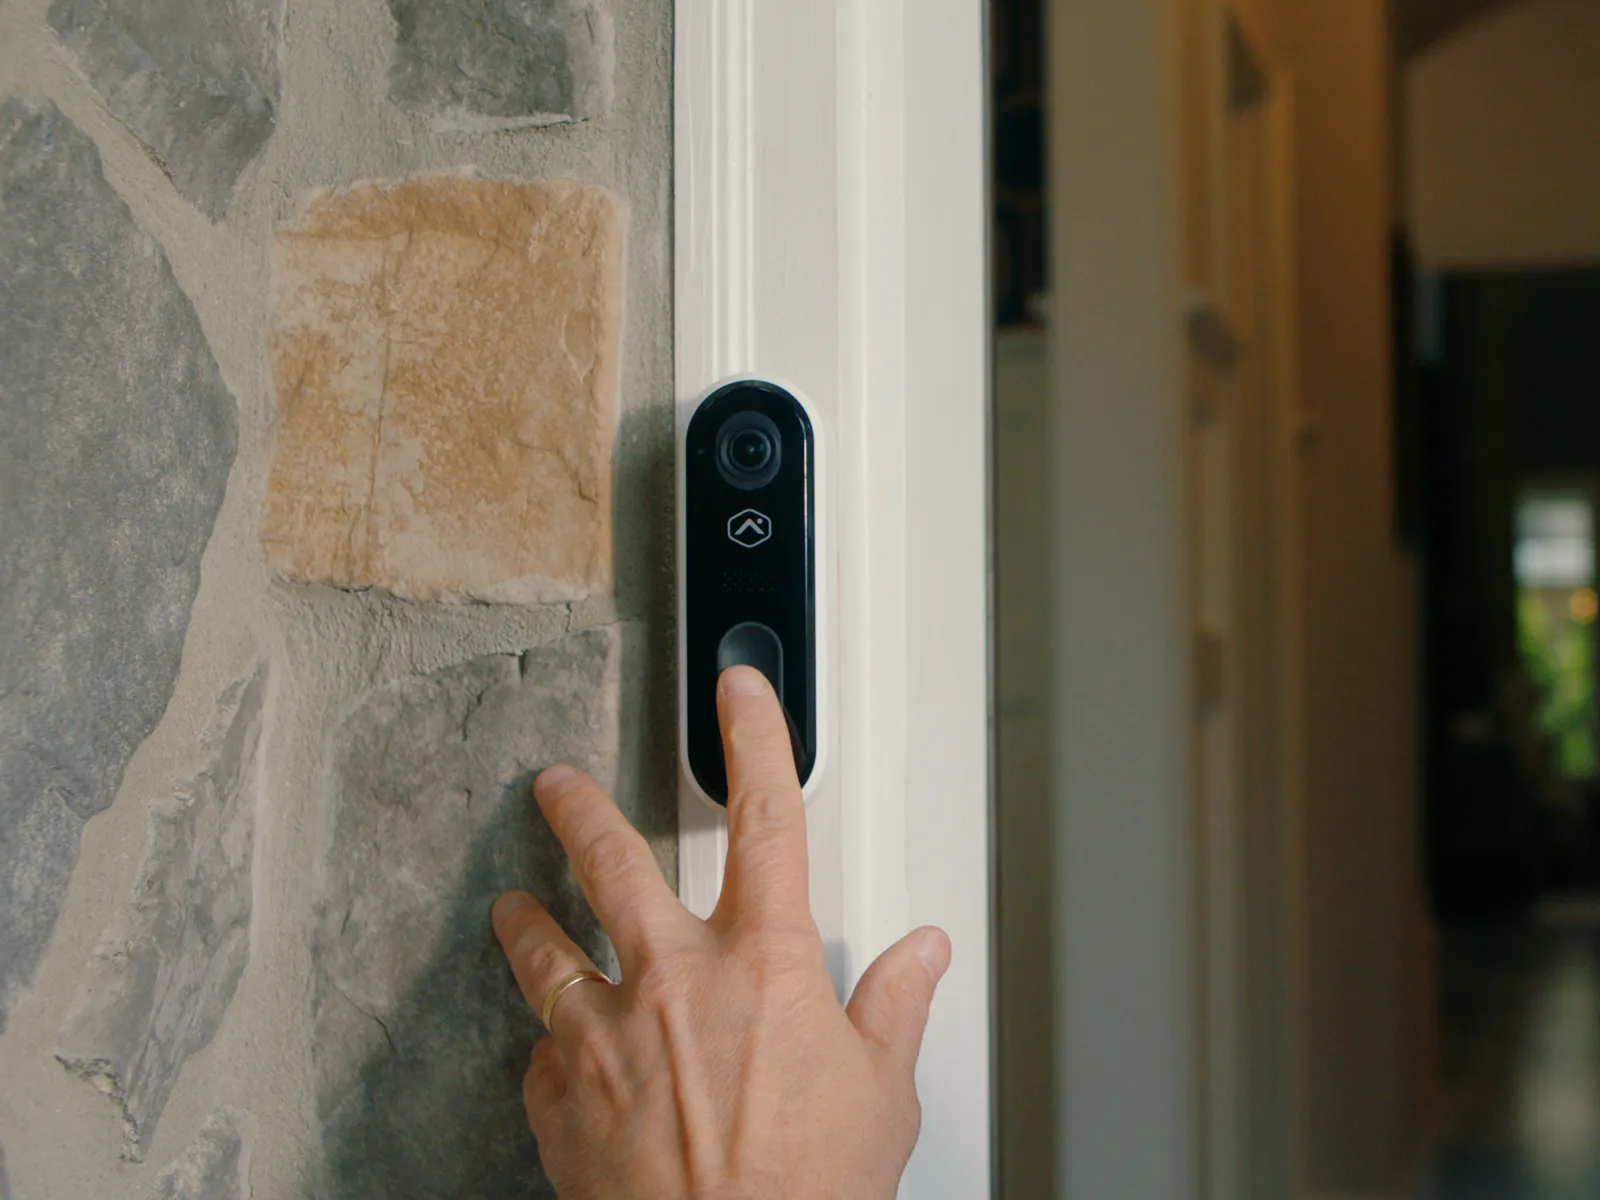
top-left (678, 376), bottom-right (832, 808)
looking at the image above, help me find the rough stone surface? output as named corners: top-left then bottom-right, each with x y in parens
top-left (262, 177), bottom-right (622, 605)
top-left (312, 625), bottom-right (622, 1199)
top-left (0, 1142), bottom-right (8, 1200)
top-left (144, 1108), bottom-right (252, 1200)
top-left (388, 0), bottom-right (612, 130)
top-left (48, 0), bottom-right (281, 218)
top-left (0, 98), bottom-right (239, 1034)
top-left (58, 668), bottom-right (267, 1159)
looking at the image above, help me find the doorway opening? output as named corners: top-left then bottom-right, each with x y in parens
top-left (1416, 269), bottom-right (1600, 1196)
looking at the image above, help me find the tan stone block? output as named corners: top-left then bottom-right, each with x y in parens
top-left (262, 177), bottom-right (621, 603)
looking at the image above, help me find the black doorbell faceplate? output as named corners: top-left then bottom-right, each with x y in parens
top-left (683, 380), bottom-right (818, 805)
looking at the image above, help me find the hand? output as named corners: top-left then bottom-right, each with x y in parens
top-left (492, 665), bottom-right (951, 1200)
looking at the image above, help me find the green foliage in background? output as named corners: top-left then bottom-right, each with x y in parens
top-left (1518, 590), bottom-right (1599, 779)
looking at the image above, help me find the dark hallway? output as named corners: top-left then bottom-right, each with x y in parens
top-left (1422, 904), bottom-right (1600, 1199)
top-left (1413, 267), bottom-right (1600, 1196)
top-left (1403, 5), bottom-right (1600, 1193)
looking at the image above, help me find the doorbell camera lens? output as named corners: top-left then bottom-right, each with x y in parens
top-left (716, 412), bottom-right (783, 490)
top-left (729, 428), bottom-right (773, 471)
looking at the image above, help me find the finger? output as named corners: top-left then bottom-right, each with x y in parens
top-left (533, 765), bottom-right (683, 964)
top-left (715, 666), bottom-right (810, 921)
top-left (846, 927), bottom-right (951, 1075)
top-left (523, 1036), bottom-right (566, 1132)
top-left (492, 891), bottom-right (608, 1038)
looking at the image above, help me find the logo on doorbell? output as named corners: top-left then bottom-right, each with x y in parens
top-left (728, 509), bottom-right (772, 548)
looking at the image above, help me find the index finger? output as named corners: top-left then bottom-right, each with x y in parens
top-left (714, 666), bottom-right (810, 923)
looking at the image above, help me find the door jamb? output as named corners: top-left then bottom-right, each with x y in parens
top-left (1049, 0), bottom-right (1201, 1195)
top-left (673, 3), bottom-right (994, 1195)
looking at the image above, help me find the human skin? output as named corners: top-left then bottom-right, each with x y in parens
top-left (492, 664), bottom-right (951, 1200)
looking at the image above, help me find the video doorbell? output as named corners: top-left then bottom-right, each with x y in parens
top-left (678, 377), bottom-right (828, 807)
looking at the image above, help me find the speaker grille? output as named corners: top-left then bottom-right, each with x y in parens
top-left (721, 567), bottom-right (777, 595)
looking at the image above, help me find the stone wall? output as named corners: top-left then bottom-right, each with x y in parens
top-left (0, 0), bottom-right (673, 1193)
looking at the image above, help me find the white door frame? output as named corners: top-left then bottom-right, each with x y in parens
top-left (673, 3), bottom-right (994, 1196)
top-left (1049, 1), bottom-right (1199, 1197)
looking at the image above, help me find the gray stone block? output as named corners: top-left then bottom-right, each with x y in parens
top-left (48, 0), bottom-right (281, 218)
top-left (144, 1108), bottom-right (252, 1200)
top-left (387, 0), bottom-right (612, 130)
top-left (0, 1141), bottom-right (8, 1200)
top-left (0, 98), bottom-right (238, 1033)
top-left (313, 626), bottom-right (623, 1199)
top-left (58, 668), bottom-right (266, 1159)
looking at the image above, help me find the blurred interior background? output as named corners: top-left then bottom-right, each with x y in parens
top-left (991, 1), bottom-right (1600, 1196)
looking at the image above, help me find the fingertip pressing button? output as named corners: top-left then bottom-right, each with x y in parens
top-left (717, 622), bottom-right (784, 695)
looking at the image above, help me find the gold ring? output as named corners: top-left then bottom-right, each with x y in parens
top-left (540, 969), bottom-right (612, 1031)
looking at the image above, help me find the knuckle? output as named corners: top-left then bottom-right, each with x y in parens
top-left (530, 1036), bottom-right (561, 1073)
top-left (736, 906), bottom-right (821, 949)
top-left (578, 827), bottom-right (642, 892)
top-left (523, 1050), bottom-right (563, 1126)
top-left (901, 1089), bottom-right (924, 1142)
top-left (622, 920), bottom-right (686, 974)
top-left (876, 1073), bottom-right (923, 1147)
top-left (629, 961), bottom-right (691, 1015)
top-left (730, 787), bottom-right (801, 836)
top-left (568, 1033), bottom-right (628, 1105)
top-left (519, 934), bottom-right (574, 990)
top-left (729, 926), bottom-right (824, 987)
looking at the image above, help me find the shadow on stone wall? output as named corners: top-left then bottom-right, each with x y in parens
top-left (313, 769), bottom-right (594, 1200)
top-left (310, 413), bottom-right (678, 1200)
top-left (305, 621), bottom-right (624, 1199)
top-left (611, 411), bottom-right (680, 853)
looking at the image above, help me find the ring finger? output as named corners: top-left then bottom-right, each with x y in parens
top-left (492, 891), bottom-right (613, 1040)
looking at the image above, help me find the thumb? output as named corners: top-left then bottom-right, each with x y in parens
top-left (846, 927), bottom-right (952, 1073)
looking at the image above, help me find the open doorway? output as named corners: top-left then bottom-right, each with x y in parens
top-left (1407, 3), bottom-right (1600, 1192)
top-left (1415, 269), bottom-right (1600, 1196)
top-left (1422, 283), bottom-right (1600, 918)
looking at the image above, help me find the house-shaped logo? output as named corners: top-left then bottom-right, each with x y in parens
top-left (727, 509), bottom-right (772, 548)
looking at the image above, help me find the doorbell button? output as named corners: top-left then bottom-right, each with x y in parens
top-left (717, 621), bottom-right (808, 782)
top-left (717, 622), bottom-right (785, 695)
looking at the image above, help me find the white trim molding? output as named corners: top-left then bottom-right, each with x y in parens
top-left (674, 1), bottom-right (993, 1195)
top-left (1050, 0), bottom-right (1199, 1197)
